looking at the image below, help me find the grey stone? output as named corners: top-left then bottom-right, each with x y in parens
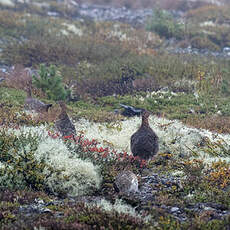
top-left (171, 207), bottom-right (180, 212)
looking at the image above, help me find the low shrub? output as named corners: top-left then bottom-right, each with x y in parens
top-left (50, 132), bottom-right (147, 170)
top-left (2, 64), bottom-right (32, 91)
top-left (0, 10), bottom-right (23, 29)
top-left (190, 35), bottom-right (221, 51)
top-left (146, 8), bottom-right (184, 39)
top-left (186, 5), bottom-right (230, 24)
top-left (48, 1), bottom-right (79, 18)
top-left (0, 127), bottom-right (102, 196)
top-left (2, 32), bottom-right (129, 67)
top-left (0, 129), bottom-right (52, 191)
top-left (71, 55), bottom-right (157, 98)
top-left (184, 115), bottom-right (230, 134)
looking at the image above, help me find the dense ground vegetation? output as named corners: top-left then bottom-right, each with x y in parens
top-left (0, 0), bottom-right (230, 229)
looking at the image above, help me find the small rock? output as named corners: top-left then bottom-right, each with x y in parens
top-left (171, 207), bottom-right (180, 213)
top-left (204, 206), bottom-right (215, 211)
top-left (47, 11), bottom-right (59, 17)
top-left (189, 109), bottom-right (195, 114)
top-left (223, 47), bottom-right (230, 53)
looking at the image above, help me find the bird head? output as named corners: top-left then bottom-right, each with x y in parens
top-left (141, 110), bottom-right (151, 119)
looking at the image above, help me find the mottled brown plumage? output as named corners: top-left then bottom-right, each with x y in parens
top-left (114, 170), bottom-right (138, 194)
top-left (131, 110), bottom-right (159, 160)
top-left (24, 88), bottom-right (52, 112)
top-left (55, 101), bottom-right (76, 137)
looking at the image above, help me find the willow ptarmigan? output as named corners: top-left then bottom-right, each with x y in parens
top-left (24, 88), bottom-right (52, 113)
top-left (55, 101), bottom-right (76, 137)
top-left (131, 110), bottom-right (159, 160)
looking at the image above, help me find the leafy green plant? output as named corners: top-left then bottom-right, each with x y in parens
top-left (0, 129), bottom-right (56, 191)
top-left (32, 64), bottom-right (70, 101)
top-left (146, 8), bottom-right (184, 39)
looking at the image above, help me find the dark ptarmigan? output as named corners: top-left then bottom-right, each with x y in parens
top-left (131, 110), bottom-right (159, 160)
top-left (55, 101), bottom-right (76, 137)
top-left (24, 88), bottom-right (52, 113)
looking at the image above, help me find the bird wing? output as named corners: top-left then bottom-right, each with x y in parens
top-left (120, 103), bottom-right (131, 109)
top-left (120, 104), bottom-right (143, 115)
top-left (132, 108), bottom-right (143, 113)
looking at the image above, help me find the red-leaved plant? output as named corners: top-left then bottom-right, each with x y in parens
top-left (47, 131), bottom-right (147, 168)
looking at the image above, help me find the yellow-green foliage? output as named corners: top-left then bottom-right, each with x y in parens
top-left (0, 129), bottom-right (54, 191)
top-left (206, 161), bottom-right (230, 189)
top-left (32, 64), bottom-right (70, 101)
top-left (0, 126), bottom-right (102, 196)
top-left (146, 8), bottom-right (184, 39)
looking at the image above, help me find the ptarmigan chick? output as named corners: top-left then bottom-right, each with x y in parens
top-left (24, 88), bottom-right (52, 113)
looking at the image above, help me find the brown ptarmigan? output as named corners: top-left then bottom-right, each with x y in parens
top-left (55, 101), bottom-right (76, 137)
top-left (131, 110), bottom-right (159, 160)
top-left (24, 88), bottom-right (52, 113)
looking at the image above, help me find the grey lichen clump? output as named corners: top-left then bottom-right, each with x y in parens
top-left (24, 88), bottom-right (52, 113)
top-left (131, 110), bottom-right (159, 160)
top-left (55, 101), bottom-right (76, 137)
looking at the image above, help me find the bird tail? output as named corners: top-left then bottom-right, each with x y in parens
top-left (25, 87), bottom-right (32, 97)
top-left (119, 103), bottom-right (128, 108)
top-left (46, 104), bottom-right (52, 112)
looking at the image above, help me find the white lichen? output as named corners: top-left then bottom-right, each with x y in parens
top-left (4, 125), bottom-right (102, 196)
top-left (96, 199), bottom-right (137, 216)
top-left (92, 198), bottom-right (152, 222)
top-left (0, 0), bottom-right (15, 7)
top-left (35, 137), bottom-right (101, 196)
top-left (62, 23), bottom-right (83, 36)
top-left (74, 115), bottom-right (230, 164)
